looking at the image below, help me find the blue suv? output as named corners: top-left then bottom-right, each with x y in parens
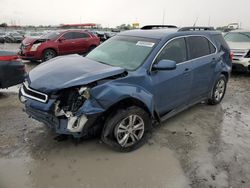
top-left (19, 25), bottom-right (232, 151)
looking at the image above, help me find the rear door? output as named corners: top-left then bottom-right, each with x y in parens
top-left (186, 36), bottom-right (217, 102)
top-left (72, 32), bottom-right (91, 53)
top-left (150, 37), bottom-right (193, 116)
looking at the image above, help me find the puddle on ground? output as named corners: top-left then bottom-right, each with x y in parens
top-left (0, 141), bottom-right (190, 188)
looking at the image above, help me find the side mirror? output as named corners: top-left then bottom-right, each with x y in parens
top-left (58, 37), bottom-right (65, 42)
top-left (152, 59), bottom-right (177, 71)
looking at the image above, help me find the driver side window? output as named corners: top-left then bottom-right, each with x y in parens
top-left (156, 37), bottom-right (187, 64)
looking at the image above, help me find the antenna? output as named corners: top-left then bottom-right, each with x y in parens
top-left (208, 16), bottom-right (211, 27)
top-left (193, 16), bottom-right (199, 27)
top-left (162, 9), bottom-right (165, 25)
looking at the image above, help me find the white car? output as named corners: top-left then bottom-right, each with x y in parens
top-left (224, 30), bottom-right (250, 72)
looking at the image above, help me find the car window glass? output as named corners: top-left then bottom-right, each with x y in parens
top-left (187, 36), bottom-right (210, 59)
top-left (224, 32), bottom-right (250, 42)
top-left (87, 36), bottom-right (157, 70)
top-left (63, 32), bottom-right (74, 40)
top-left (72, 32), bottom-right (90, 39)
top-left (209, 41), bottom-right (216, 53)
top-left (156, 37), bottom-right (187, 64)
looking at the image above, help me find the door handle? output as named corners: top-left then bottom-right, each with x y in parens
top-left (183, 68), bottom-right (190, 76)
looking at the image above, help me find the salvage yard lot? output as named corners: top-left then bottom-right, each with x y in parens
top-left (0, 44), bottom-right (250, 188)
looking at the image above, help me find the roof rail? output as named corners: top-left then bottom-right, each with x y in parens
top-left (141, 25), bottom-right (178, 30)
top-left (178, 27), bottom-right (215, 31)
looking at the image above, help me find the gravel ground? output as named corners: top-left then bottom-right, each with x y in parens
top-left (0, 44), bottom-right (250, 188)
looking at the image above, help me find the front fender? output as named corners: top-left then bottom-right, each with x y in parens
top-left (77, 82), bottom-right (155, 117)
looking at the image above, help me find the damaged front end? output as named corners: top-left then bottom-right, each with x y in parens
top-left (20, 83), bottom-right (104, 138)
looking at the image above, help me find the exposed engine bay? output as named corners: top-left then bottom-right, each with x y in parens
top-left (54, 86), bottom-right (92, 132)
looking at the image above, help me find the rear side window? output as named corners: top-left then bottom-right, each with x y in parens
top-left (73, 32), bottom-right (90, 39)
top-left (187, 36), bottom-right (213, 59)
top-left (156, 37), bottom-right (187, 64)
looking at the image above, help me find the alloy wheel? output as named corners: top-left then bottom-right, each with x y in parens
top-left (115, 115), bottom-right (145, 148)
top-left (214, 79), bottom-right (225, 101)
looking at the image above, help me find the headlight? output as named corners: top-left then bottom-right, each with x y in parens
top-left (30, 43), bottom-right (41, 51)
top-left (79, 87), bottom-right (91, 99)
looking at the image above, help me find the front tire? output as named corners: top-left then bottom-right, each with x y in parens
top-left (42, 49), bottom-right (57, 62)
top-left (101, 106), bottom-right (152, 152)
top-left (207, 74), bottom-right (227, 105)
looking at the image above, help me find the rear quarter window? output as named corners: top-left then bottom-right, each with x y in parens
top-left (212, 34), bottom-right (230, 51)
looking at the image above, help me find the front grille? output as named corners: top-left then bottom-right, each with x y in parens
top-left (231, 49), bottom-right (249, 60)
top-left (21, 83), bottom-right (48, 103)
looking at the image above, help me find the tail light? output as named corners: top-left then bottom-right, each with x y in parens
top-left (245, 50), bottom-right (250, 58)
top-left (0, 55), bottom-right (19, 61)
top-left (230, 51), bottom-right (234, 61)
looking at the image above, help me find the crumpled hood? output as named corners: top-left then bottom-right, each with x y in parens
top-left (227, 42), bottom-right (250, 50)
top-left (28, 54), bottom-right (125, 93)
top-left (22, 37), bottom-right (37, 45)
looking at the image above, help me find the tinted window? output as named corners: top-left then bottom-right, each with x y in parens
top-left (73, 32), bottom-right (90, 39)
top-left (63, 32), bottom-right (74, 40)
top-left (156, 38), bottom-right (187, 64)
top-left (224, 32), bottom-right (250, 42)
top-left (187, 36), bottom-right (211, 59)
top-left (209, 42), bottom-right (216, 53)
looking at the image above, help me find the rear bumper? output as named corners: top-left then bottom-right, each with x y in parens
top-left (0, 61), bottom-right (26, 88)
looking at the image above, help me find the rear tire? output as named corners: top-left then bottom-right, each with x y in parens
top-left (42, 49), bottom-right (57, 62)
top-left (207, 75), bottom-right (227, 105)
top-left (101, 106), bottom-right (152, 152)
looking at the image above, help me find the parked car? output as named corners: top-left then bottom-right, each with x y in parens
top-left (24, 31), bottom-right (45, 39)
top-left (0, 32), bottom-right (5, 43)
top-left (224, 30), bottom-right (250, 72)
top-left (105, 32), bottom-right (117, 39)
top-left (4, 32), bottom-right (24, 43)
top-left (19, 30), bottom-right (100, 62)
top-left (0, 51), bottom-right (25, 88)
top-left (19, 26), bottom-right (232, 152)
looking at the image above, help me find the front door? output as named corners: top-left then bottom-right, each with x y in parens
top-left (150, 37), bottom-right (192, 116)
top-left (58, 32), bottom-right (77, 55)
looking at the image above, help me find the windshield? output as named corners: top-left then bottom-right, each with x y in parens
top-left (86, 36), bottom-right (158, 70)
top-left (41, 31), bottom-right (61, 40)
top-left (224, 32), bottom-right (250, 42)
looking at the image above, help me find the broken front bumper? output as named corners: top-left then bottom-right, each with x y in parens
top-left (19, 84), bottom-right (102, 138)
top-left (24, 105), bottom-right (99, 138)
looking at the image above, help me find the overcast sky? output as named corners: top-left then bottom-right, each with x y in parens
top-left (0, 0), bottom-right (250, 28)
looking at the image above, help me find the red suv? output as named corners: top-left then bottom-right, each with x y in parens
top-left (19, 30), bottom-right (100, 61)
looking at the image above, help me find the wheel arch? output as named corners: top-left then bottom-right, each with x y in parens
top-left (42, 47), bottom-right (58, 56)
top-left (221, 71), bottom-right (229, 82)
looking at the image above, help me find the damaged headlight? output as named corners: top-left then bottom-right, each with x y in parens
top-left (79, 87), bottom-right (91, 99)
top-left (30, 43), bottom-right (41, 51)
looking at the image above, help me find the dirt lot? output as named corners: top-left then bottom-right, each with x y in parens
top-left (0, 44), bottom-right (250, 188)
